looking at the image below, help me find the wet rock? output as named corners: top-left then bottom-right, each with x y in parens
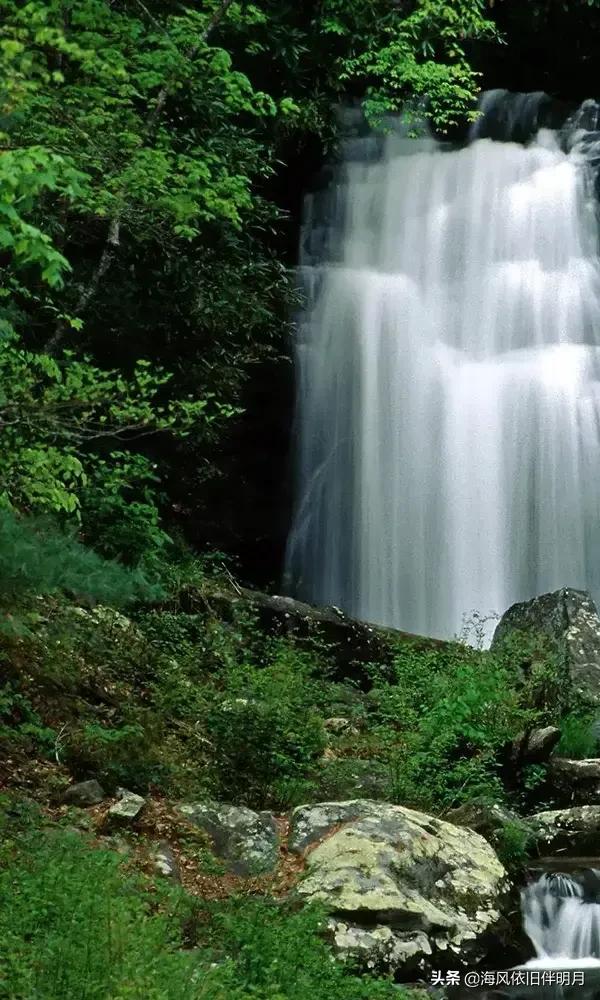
top-left (62, 779), bottom-right (106, 807)
top-left (107, 788), bottom-right (146, 825)
top-left (529, 805), bottom-right (600, 854)
top-left (491, 588), bottom-right (600, 700)
top-left (290, 799), bottom-right (508, 974)
top-left (177, 802), bottom-right (278, 875)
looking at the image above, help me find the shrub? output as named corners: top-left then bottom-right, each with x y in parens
top-left (204, 639), bottom-right (328, 808)
top-left (555, 711), bottom-right (599, 759)
top-left (189, 898), bottom-right (409, 1000)
top-left (63, 720), bottom-right (161, 792)
top-left (494, 819), bottom-right (534, 873)
top-left (367, 642), bottom-right (537, 810)
top-left (0, 509), bottom-right (161, 607)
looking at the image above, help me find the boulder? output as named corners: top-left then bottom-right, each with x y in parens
top-left (546, 758), bottom-right (600, 806)
top-left (107, 788), bottom-right (146, 825)
top-left (177, 802), bottom-right (278, 875)
top-left (152, 842), bottom-right (181, 882)
top-left (324, 717), bottom-right (359, 737)
top-left (491, 588), bottom-right (600, 700)
top-left (63, 779), bottom-right (105, 807)
top-left (510, 726), bottom-right (561, 765)
top-left (529, 805), bottom-right (600, 854)
top-left (290, 800), bottom-right (508, 974)
top-left (445, 801), bottom-right (521, 841)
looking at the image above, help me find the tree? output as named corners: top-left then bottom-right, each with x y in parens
top-left (0, 0), bottom-right (500, 571)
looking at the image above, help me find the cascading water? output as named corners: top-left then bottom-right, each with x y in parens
top-left (286, 93), bottom-right (600, 641)
top-left (523, 872), bottom-right (600, 965)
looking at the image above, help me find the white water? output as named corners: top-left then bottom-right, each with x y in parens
top-left (286, 96), bottom-right (600, 640)
top-left (523, 872), bottom-right (600, 965)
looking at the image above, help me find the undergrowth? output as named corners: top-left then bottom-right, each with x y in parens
top-left (0, 796), bottom-right (409, 1000)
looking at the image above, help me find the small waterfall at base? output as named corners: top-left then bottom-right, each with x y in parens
top-left (286, 92), bottom-right (600, 641)
top-left (523, 872), bottom-right (600, 966)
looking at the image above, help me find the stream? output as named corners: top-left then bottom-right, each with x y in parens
top-left (452, 868), bottom-right (600, 999)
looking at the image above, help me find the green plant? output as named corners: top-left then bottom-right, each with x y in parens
top-left (494, 819), bottom-right (534, 873)
top-left (367, 641), bottom-right (539, 810)
top-left (204, 638), bottom-right (328, 808)
top-left (0, 682), bottom-right (56, 756)
top-left (0, 814), bottom-right (410, 1000)
top-left (0, 826), bottom-right (204, 999)
top-left (64, 720), bottom-right (160, 792)
top-left (0, 509), bottom-right (162, 606)
top-left (556, 711), bottom-right (599, 759)
top-left (190, 898), bottom-right (408, 1000)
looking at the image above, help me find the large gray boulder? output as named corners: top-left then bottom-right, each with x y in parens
top-left (529, 805), bottom-right (600, 854)
top-left (290, 800), bottom-right (508, 974)
top-left (177, 802), bottom-right (278, 876)
top-left (491, 588), bottom-right (600, 700)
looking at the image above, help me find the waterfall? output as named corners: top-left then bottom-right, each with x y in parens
top-left (286, 93), bottom-right (600, 641)
top-left (523, 872), bottom-right (600, 966)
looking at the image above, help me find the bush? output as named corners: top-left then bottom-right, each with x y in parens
top-left (0, 828), bottom-right (202, 1000)
top-left (367, 642), bottom-right (538, 810)
top-left (205, 639), bottom-right (328, 808)
top-left (555, 711), bottom-right (599, 759)
top-left (0, 509), bottom-right (161, 607)
top-left (195, 898), bottom-right (412, 1000)
top-left (494, 819), bottom-right (534, 873)
top-left (63, 720), bottom-right (161, 792)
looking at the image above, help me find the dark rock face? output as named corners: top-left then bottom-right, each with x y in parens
top-left (491, 588), bottom-right (600, 700)
top-left (510, 726), bottom-right (562, 766)
top-left (547, 758), bottom-right (600, 806)
top-left (63, 779), bottom-right (106, 807)
top-left (202, 586), bottom-right (454, 685)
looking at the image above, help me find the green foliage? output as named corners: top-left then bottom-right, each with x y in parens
top-left (556, 711), bottom-right (600, 759)
top-left (327, 0), bottom-right (497, 129)
top-left (194, 898), bottom-right (409, 1000)
top-left (204, 638), bottom-right (328, 808)
top-left (0, 328), bottom-right (220, 521)
top-left (0, 813), bottom-right (407, 1000)
top-left (367, 640), bottom-right (547, 810)
top-left (0, 825), bottom-right (204, 1000)
top-left (0, 507), bottom-right (160, 605)
top-left (0, 0), bottom-right (511, 567)
top-left (494, 819), bottom-right (534, 874)
top-left (64, 721), bottom-right (158, 792)
top-left (0, 683), bottom-right (56, 756)
top-left (79, 453), bottom-right (172, 567)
